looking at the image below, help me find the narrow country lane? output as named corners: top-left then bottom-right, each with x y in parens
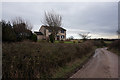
top-left (70, 48), bottom-right (118, 78)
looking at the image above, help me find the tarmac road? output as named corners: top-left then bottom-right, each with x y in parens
top-left (70, 48), bottom-right (118, 78)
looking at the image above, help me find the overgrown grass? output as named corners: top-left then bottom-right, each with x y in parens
top-left (39, 40), bottom-right (74, 43)
top-left (55, 40), bottom-right (75, 43)
top-left (52, 51), bottom-right (94, 78)
top-left (2, 40), bottom-right (103, 78)
top-left (108, 40), bottom-right (120, 56)
top-left (38, 40), bottom-right (83, 44)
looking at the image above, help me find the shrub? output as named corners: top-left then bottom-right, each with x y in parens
top-left (2, 41), bottom-right (94, 78)
top-left (1, 20), bottom-right (33, 42)
top-left (108, 40), bottom-right (120, 55)
top-left (92, 40), bottom-right (105, 47)
top-left (38, 40), bottom-right (48, 43)
top-left (49, 34), bottom-right (55, 43)
top-left (59, 40), bottom-right (64, 43)
top-left (30, 34), bottom-right (37, 42)
top-left (2, 21), bottom-right (17, 42)
top-left (109, 40), bottom-right (120, 50)
top-left (73, 40), bottom-right (78, 43)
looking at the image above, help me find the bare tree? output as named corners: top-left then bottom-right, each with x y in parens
top-left (44, 11), bottom-right (62, 27)
top-left (12, 17), bottom-right (33, 40)
top-left (12, 17), bottom-right (32, 30)
top-left (79, 32), bottom-right (91, 41)
top-left (43, 11), bottom-right (62, 43)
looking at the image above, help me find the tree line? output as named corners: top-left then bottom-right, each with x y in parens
top-left (1, 17), bottom-right (37, 42)
top-left (2, 11), bottom-right (63, 43)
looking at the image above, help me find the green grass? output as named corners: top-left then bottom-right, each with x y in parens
top-left (55, 40), bottom-right (59, 43)
top-left (104, 41), bottom-right (112, 44)
top-left (64, 41), bottom-right (73, 43)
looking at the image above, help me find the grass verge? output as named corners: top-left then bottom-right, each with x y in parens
top-left (108, 49), bottom-right (120, 56)
top-left (52, 48), bottom-right (95, 78)
top-left (108, 40), bottom-right (120, 56)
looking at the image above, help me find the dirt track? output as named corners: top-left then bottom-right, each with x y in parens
top-left (70, 48), bottom-right (118, 78)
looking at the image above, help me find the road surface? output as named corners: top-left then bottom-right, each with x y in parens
top-left (70, 48), bottom-right (118, 78)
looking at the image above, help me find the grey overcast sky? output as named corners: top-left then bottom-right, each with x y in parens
top-left (2, 2), bottom-right (118, 39)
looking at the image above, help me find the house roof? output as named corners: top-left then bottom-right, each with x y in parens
top-left (34, 31), bottom-right (43, 35)
top-left (41, 25), bottom-right (66, 31)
